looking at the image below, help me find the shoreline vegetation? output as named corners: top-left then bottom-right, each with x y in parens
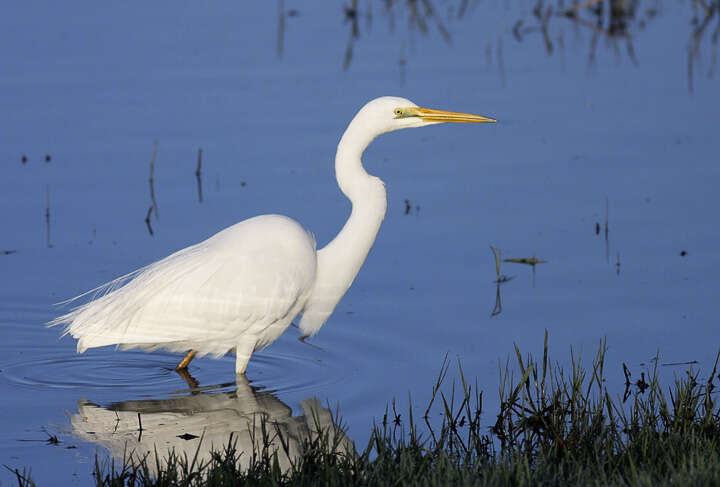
top-left (8, 333), bottom-right (720, 486)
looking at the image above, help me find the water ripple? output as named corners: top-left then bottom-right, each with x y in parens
top-left (248, 349), bottom-right (343, 395)
top-left (0, 346), bottom-right (345, 397)
top-left (2, 352), bottom-right (177, 391)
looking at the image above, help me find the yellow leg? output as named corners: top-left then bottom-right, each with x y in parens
top-left (176, 349), bottom-right (197, 370)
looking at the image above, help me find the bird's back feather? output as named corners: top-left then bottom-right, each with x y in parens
top-left (50, 215), bottom-right (317, 358)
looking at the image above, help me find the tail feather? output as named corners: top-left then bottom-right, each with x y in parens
top-left (48, 243), bottom-right (206, 347)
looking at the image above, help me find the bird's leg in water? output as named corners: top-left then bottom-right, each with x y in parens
top-left (175, 367), bottom-right (200, 389)
top-left (235, 340), bottom-right (256, 375)
top-left (299, 334), bottom-right (325, 352)
top-left (176, 349), bottom-right (197, 370)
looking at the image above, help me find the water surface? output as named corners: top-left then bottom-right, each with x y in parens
top-left (1, 1), bottom-right (719, 483)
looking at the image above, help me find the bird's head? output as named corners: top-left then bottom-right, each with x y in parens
top-left (352, 96), bottom-right (496, 137)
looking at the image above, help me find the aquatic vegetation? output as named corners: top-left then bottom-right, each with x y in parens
top-left (10, 333), bottom-right (720, 486)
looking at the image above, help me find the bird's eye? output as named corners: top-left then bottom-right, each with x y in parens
top-left (394, 108), bottom-right (402, 116)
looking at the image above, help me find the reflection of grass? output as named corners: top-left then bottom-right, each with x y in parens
top-left (145, 141), bottom-right (159, 237)
top-left (688, 0), bottom-right (720, 92)
top-left (12, 333), bottom-right (720, 485)
top-left (347, 0), bottom-right (717, 90)
top-left (490, 245), bottom-right (515, 283)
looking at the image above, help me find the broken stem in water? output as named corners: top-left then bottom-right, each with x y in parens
top-left (196, 148), bottom-right (203, 204)
top-left (149, 140), bottom-right (158, 218)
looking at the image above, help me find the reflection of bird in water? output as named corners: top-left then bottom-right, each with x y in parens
top-left (70, 376), bottom-right (353, 475)
top-left (51, 97), bottom-right (495, 374)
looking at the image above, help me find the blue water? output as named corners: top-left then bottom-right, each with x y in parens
top-left (1, 1), bottom-right (719, 484)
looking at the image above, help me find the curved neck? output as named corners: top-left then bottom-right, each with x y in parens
top-left (324, 131), bottom-right (388, 269)
top-left (298, 123), bottom-right (387, 336)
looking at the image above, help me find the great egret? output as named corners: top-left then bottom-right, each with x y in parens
top-left (51, 96), bottom-right (496, 374)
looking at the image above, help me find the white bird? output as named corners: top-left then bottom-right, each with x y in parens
top-left (51, 96), bottom-right (496, 375)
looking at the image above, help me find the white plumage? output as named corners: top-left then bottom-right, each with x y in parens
top-left (51, 96), bottom-right (495, 374)
top-left (53, 215), bottom-right (315, 372)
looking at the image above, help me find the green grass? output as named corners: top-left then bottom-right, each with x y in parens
top-left (9, 332), bottom-right (720, 486)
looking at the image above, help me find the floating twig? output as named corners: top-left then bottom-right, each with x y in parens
top-left (196, 148), bottom-right (203, 203)
top-left (45, 184), bottom-right (52, 248)
top-left (145, 205), bottom-right (154, 237)
top-left (503, 257), bottom-right (547, 266)
top-left (137, 413), bottom-right (143, 442)
top-left (504, 256), bottom-right (547, 287)
top-left (149, 140), bottom-right (159, 218)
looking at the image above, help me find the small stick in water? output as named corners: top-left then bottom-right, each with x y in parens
top-left (149, 141), bottom-right (159, 218)
top-left (137, 413), bottom-right (143, 442)
top-left (45, 185), bottom-right (52, 248)
top-left (503, 257), bottom-right (547, 266)
top-left (145, 205), bottom-right (154, 236)
top-left (195, 148), bottom-right (203, 203)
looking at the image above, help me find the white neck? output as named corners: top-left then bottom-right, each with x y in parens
top-left (298, 121), bottom-right (387, 336)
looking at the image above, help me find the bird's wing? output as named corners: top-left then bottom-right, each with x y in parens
top-left (52, 216), bottom-right (317, 355)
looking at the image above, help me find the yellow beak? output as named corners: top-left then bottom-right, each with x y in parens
top-left (411, 107), bottom-right (497, 124)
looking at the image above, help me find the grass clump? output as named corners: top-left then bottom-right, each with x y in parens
top-left (11, 332), bottom-right (720, 486)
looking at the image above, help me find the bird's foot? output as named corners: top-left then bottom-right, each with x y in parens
top-left (299, 335), bottom-right (325, 352)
